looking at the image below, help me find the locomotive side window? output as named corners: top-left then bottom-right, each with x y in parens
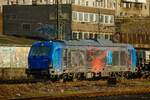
top-left (70, 49), bottom-right (79, 67)
top-left (67, 49), bottom-right (71, 67)
top-left (53, 49), bottom-right (62, 69)
top-left (106, 51), bottom-right (112, 65)
top-left (78, 50), bottom-right (86, 67)
top-left (112, 51), bottom-right (119, 66)
top-left (62, 49), bottom-right (68, 67)
top-left (70, 49), bottom-right (86, 68)
top-left (120, 51), bottom-right (126, 65)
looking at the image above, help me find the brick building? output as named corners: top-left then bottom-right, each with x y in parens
top-left (3, 0), bottom-right (115, 40)
top-left (115, 0), bottom-right (149, 17)
top-left (115, 0), bottom-right (150, 45)
top-left (114, 0), bottom-right (150, 65)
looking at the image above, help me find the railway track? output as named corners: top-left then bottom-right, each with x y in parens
top-left (10, 88), bottom-right (150, 100)
top-left (0, 78), bottom-right (150, 99)
top-left (0, 73), bottom-right (149, 84)
top-left (0, 79), bottom-right (49, 84)
top-left (0, 70), bottom-right (149, 84)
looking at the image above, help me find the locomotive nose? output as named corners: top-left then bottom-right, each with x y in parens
top-left (28, 56), bottom-right (50, 69)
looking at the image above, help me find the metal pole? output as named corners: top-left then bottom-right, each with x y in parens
top-left (96, 0), bottom-right (102, 39)
top-left (56, 0), bottom-right (59, 39)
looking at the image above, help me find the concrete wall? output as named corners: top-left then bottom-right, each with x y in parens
top-left (0, 45), bottom-right (30, 79)
top-left (0, 68), bottom-right (27, 80)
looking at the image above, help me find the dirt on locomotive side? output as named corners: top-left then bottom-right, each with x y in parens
top-left (0, 79), bottom-right (150, 99)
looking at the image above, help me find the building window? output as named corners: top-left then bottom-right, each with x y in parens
top-left (72, 11), bottom-right (77, 21)
top-left (79, 32), bottom-right (82, 39)
top-left (99, 34), bottom-right (104, 39)
top-left (126, 3), bottom-right (130, 8)
top-left (89, 34), bottom-right (93, 39)
top-left (84, 33), bottom-right (88, 39)
top-left (78, 0), bottom-right (80, 5)
top-left (110, 16), bottom-right (114, 24)
top-left (105, 34), bottom-right (109, 39)
top-left (84, 13), bottom-right (89, 22)
top-left (100, 15), bottom-right (104, 23)
top-left (105, 16), bottom-right (109, 23)
top-left (86, 1), bottom-right (88, 6)
top-left (89, 13), bottom-right (94, 22)
top-left (95, 14), bottom-right (99, 23)
top-left (97, 1), bottom-right (100, 7)
top-left (81, 0), bottom-right (85, 6)
top-left (144, 5), bottom-right (147, 9)
top-left (93, 1), bottom-right (95, 7)
top-left (100, 0), bottom-right (104, 8)
top-left (79, 12), bottom-right (83, 21)
top-left (104, 0), bottom-right (107, 8)
top-left (73, 32), bottom-right (78, 39)
top-left (110, 35), bottom-right (113, 40)
top-left (22, 23), bottom-right (31, 31)
top-left (94, 34), bottom-right (98, 39)
top-left (72, 0), bottom-right (75, 4)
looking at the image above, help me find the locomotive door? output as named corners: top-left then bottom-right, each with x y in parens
top-left (52, 48), bottom-right (63, 71)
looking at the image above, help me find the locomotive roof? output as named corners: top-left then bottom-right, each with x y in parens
top-left (63, 39), bottom-right (130, 47)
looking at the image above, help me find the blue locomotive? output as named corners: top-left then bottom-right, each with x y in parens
top-left (26, 39), bottom-right (137, 80)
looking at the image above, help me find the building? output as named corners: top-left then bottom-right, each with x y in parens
top-left (114, 0), bottom-right (150, 65)
top-left (3, 0), bottom-right (115, 40)
top-left (115, 0), bottom-right (149, 17)
top-left (0, 0), bottom-right (57, 12)
top-left (0, 0), bottom-right (32, 12)
top-left (114, 0), bottom-right (150, 46)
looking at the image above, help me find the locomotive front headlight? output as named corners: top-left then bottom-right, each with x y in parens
top-left (48, 64), bottom-right (52, 69)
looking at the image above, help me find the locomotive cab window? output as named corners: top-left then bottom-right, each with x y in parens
top-left (29, 46), bottom-right (50, 56)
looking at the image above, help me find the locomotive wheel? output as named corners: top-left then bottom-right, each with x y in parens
top-left (73, 78), bottom-right (77, 82)
top-left (59, 78), bottom-right (64, 83)
top-left (58, 75), bottom-right (64, 82)
top-left (72, 73), bottom-right (77, 82)
top-left (50, 75), bottom-right (58, 81)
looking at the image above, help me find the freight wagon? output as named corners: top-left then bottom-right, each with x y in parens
top-left (0, 45), bottom-right (30, 80)
top-left (26, 39), bottom-right (137, 80)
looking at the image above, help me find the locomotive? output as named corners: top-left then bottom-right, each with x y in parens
top-left (26, 39), bottom-right (137, 80)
